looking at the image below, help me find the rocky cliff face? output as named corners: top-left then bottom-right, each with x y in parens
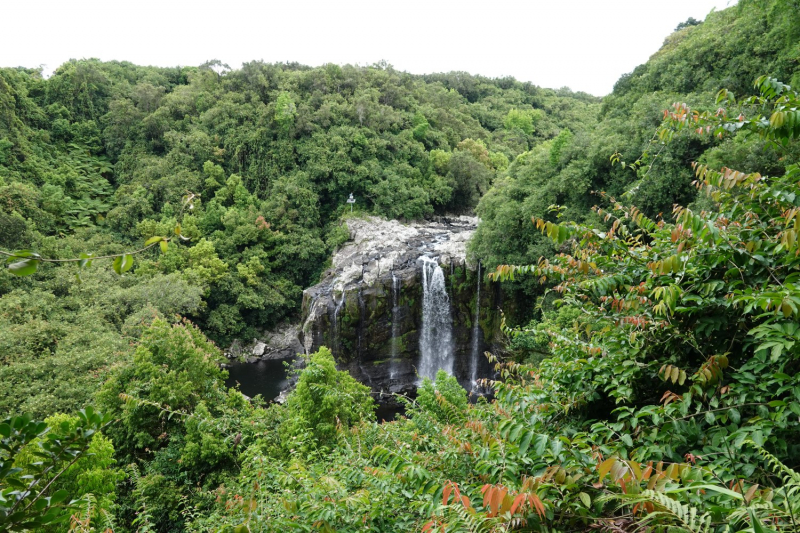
top-left (301, 216), bottom-right (501, 398)
top-left (225, 323), bottom-right (304, 363)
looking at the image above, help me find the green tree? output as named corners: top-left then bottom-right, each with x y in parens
top-left (504, 108), bottom-right (540, 135)
top-left (13, 412), bottom-right (122, 528)
top-left (274, 91), bottom-right (296, 133)
top-left (446, 150), bottom-right (492, 212)
top-left (96, 318), bottom-right (228, 459)
top-left (411, 370), bottom-right (468, 424)
top-left (279, 347), bottom-right (375, 452)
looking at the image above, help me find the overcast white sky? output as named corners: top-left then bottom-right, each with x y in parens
top-left (1, 0), bottom-right (736, 96)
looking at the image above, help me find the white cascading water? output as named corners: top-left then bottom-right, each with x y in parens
top-left (418, 256), bottom-right (454, 380)
top-left (357, 282), bottom-right (364, 358)
top-left (332, 292), bottom-right (345, 357)
top-left (390, 272), bottom-right (400, 379)
top-left (469, 262), bottom-right (481, 387)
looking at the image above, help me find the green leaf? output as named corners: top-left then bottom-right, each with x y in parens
top-left (145, 235), bottom-right (163, 246)
top-left (159, 240), bottom-right (168, 254)
top-left (533, 434), bottom-right (548, 456)
top-left (7, 257), bottom-right (39, 276)
top-left (517, 430), bottom-right (533, 455)
top-left (578, 492), bottom-right (591, 508)
top-left (78, 252), bottom-right (93, 269)
top-left (705, 411), bottom-right (716, 424)
top-left (6, 249), bottom-right (39, 262)
top-left (749, 507), bottom-right (778, 533)
top-left (509, 423), bottom-right (523, 443)
top-left (665, 484), bottom-right (743, 500)
top-left (49, 489), bottom-right (69, 505)
top-left (550, 437), bottom-right (563, 458)
top-left (33, 497), bottom-right (49, 511)
top-left (112, 254), bottom-right (134, 275)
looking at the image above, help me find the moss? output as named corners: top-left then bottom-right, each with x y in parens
top-left (448, 266), bottom-right (471, 293)
top-left (395, 331), bottom-right (416, 355)
top-left (479, 309), bottom-right (497, 340)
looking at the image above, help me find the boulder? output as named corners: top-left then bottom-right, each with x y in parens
top-left (227, 323), bottom-right (304, 362)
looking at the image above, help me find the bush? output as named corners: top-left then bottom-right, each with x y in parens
top-left (279, 347), bottom-right (375, 453)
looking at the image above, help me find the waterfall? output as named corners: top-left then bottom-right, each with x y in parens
top-left (302, 294), bottom-right (326, 355)
top-left (469, 262), bottom-right (482, 387)
top-left (332, 292), bottom-right (345, 357)
top-left (357, 281), bottom-right (365, 359)
top-left (390, 272), bottom-right (400, 379)
top-left (418, 256), bottom-right (454, 381)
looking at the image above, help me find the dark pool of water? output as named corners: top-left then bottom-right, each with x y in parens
top-left (375, 403), bottom-right (406, 422)
top-left (224, 358), bottom-right (293, 402)
top-left (226, 358), bottom-right (409, 422)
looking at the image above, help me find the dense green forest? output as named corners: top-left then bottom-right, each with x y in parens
top-left (0, 46), bottom-right (597, 417)
top-left (2, 0), bottom-right (800, 531)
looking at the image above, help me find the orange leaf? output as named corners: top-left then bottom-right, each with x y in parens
top-left (460, 495), bottom-right (471, 510)
top-left (483, 485), bottom-right (493, 509)
top-left (598, 457), bottom-right (616, 480)
top-left (509, 493), bottom-right (526, 515)
top-left (529, 494), bottom-right (546, 518)
top-left (491, 487), bottom-right (507, 516)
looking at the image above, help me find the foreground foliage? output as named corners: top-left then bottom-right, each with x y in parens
top-left (0, 408), bottom-right (112, 531)
top-left (470, 0), bottom-right (800, 324)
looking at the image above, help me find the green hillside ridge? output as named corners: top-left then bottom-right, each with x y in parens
top-left (1, 0), bottom-right (799, 530)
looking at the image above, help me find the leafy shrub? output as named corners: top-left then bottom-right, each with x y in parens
top-left (279, 346), bottom-right (375, 453)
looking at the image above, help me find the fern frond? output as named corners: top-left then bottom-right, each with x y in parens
top-left (607, 489), bottom-right (711, 533)
top-left (748, 440), bottom-right (800, 486)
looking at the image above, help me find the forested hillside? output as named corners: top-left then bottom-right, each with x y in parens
top-left (1, 0), bottom-right (800, 531)
top-left (0, 55), bottom-right (596, 416)
top-left (470, 0), bottom-right (800, 314)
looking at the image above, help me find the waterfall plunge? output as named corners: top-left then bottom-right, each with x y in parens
top-left (418, 257), bottom-right (454, 381)
top-left (332, 292), bottom-right (345, 357)
top-left (469, 262), bottom-right (482, 387)
top-left (390, 272), bottom-right (400, 379)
